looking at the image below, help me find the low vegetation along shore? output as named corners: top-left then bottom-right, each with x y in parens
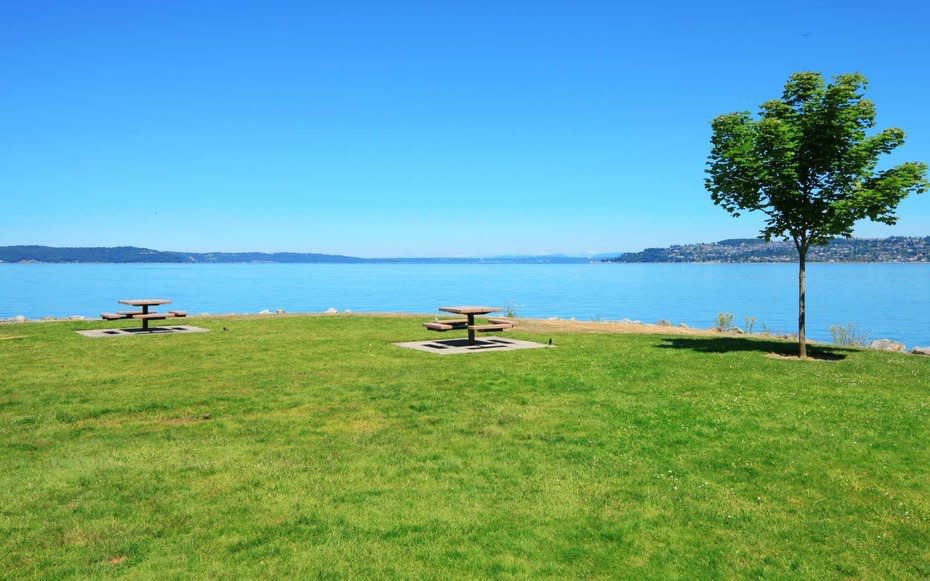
top-left (2, 315), bottom-right (929, 578)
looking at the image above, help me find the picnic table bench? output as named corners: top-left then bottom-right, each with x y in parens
top-left (470, 323), bottom-right (512, 332)
top-left (424, 306), bottom-right (514, 345)
top-left (100, 299), bottom-right (187, 330)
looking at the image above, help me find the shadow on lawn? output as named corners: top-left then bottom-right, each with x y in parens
top-left (657, 336), bottom-right (852, 361)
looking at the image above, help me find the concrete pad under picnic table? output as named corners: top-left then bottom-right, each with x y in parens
top-left (394, 337), bottom-right (548, 355)
top-left (77, 325), bottom-right (209, 338)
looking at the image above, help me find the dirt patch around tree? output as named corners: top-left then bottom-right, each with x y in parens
top-left (765, 352), bottom-right (844, 362)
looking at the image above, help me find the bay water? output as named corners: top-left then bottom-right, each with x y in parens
top-left (1, 263), bottom-right (927, 347)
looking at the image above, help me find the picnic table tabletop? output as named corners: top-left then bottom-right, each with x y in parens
top-left (118, 298), bottom-right (172, 306)
top-left (438, 306), bottom-right (502, 315)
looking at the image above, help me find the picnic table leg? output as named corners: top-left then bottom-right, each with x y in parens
top-left (141, 305), bottom-right (150, 331)
top-left (467, 313), bottom-right (476, 345)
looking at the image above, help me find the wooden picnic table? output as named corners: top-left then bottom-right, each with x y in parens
top-left (438, 305), bottom-right (504, 345)
top-left (117, 298), bottom-right (172, 330)
top-left (119, 298), bottom-right (171, 310)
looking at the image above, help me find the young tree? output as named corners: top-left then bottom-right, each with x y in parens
top-left (706, 72), bottom-right (927, 358)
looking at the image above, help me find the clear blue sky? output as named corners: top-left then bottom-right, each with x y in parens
top-left (1, 1), bottom-right (928, 257)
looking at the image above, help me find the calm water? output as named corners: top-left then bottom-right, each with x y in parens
top-left (1, 263), bottom-right (928, 346)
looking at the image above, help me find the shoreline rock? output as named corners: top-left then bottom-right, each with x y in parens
top-left (869, 338), bottom-right (906, 353)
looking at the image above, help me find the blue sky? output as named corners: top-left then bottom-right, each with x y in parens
top-left (1, 1), bottom-right (928, 257)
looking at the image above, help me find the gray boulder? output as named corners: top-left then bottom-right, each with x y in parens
top-left (325, 307), bottom-right (338, 314)
top-left (869, 339), bottom-right (906, 353)
top-left (12, 315), bottom-right (26, 323)
top-left (910, 346), bottom-right (930, 356)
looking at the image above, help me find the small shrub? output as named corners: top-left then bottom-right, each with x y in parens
top-left (656, 319), bottom-right (672, 326)
top-left (505, 302), bottom-right (517, 318)
top-left (716, 312), bottom-right (734, 331)
top-left (744, 316), bottom-right (757, 334)
top-left (830, 323), bottom-right (870, 348)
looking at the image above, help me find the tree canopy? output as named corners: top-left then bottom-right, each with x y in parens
top-left (706, 72), bottom-right (927, 251)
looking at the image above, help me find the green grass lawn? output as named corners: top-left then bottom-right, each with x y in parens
top-left (1, 316), bottom-right (929, 579)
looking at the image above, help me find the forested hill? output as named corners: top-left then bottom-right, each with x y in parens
top-left (607, 236), bottom-right (930, 263)
top-left (0, 246), bottom-right (363, 264)
top-left (0, 246), bottom-right (590, 264)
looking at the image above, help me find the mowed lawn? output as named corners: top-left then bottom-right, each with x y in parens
top-left (1, 316), bottom-right (929, 579)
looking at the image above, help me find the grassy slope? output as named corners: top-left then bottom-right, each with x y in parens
top-left (1, 316), bottom-right (928, 579)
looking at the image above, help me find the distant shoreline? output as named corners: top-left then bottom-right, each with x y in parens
top-left (0, 245), bottom-right (593, 265)
top-left (2, 238), bottom-right (928, 263)
top-left (607, 236), bottom-right (930, 263)
top-left (2, 260), bottom-right (929, 265)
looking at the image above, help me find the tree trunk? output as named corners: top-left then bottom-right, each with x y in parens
top-left (798, 248), bottom-right (807, 359)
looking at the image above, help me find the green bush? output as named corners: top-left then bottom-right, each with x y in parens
top-left (830, 323), bottom-right (870, 348)
top-left (716, 312), bottom-right (734, 331)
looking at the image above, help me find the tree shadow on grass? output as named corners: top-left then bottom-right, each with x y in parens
top-left (657, 336), bottom-right (852, 361)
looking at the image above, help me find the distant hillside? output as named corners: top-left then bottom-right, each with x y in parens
top-left (0, 246), bottom-right (591, 264)
top-left (608, 236), bottom-right (930, 263)
top-left (0, 246), bottom-right (363, 264)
